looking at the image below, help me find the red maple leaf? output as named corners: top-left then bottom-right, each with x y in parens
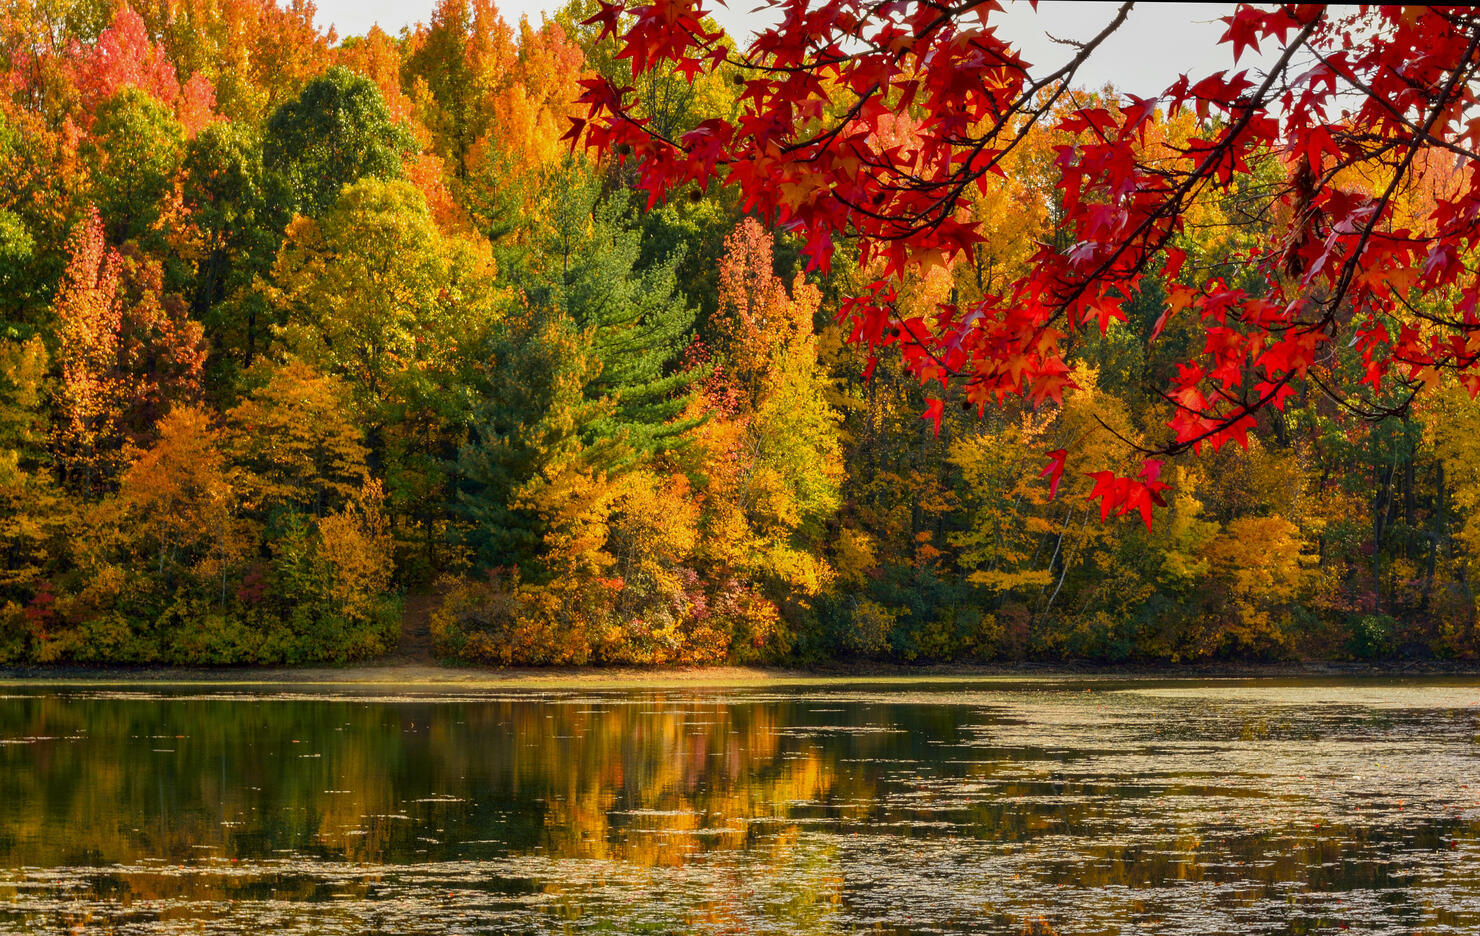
top-left (1040, 449), bottom-right (1068, 500)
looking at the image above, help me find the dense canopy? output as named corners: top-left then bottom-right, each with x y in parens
top-left (0, 1), bottom-right (1477, 666)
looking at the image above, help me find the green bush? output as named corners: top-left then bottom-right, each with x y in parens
top-left (1347, 613), bottom-right (1397, 660)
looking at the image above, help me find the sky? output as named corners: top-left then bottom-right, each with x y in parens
top-left (310, 1), bottom-right (1275, 100)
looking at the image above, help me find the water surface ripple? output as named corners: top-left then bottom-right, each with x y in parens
top-left (0, 678), bottom-right (1476, 934)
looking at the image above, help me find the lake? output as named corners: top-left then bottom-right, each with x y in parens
top-left (0, 677), bottom-right (1477, 934)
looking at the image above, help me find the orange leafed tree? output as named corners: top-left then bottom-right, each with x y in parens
top-left (403, 0), bottom-right (586, 217)
top-left (52, 210), bottom-right (207, 495)
top-left (715, 217), bottom-right (814, 399)
top-left (53, 209), bottom-right (125, 495)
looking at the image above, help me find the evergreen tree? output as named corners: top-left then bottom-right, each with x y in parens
top-left (455, 311), bottom-right (619, 575)
top-left (519, 162), bottom-right (704, 467)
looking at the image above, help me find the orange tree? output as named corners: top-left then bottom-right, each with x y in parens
top-left (570, 3), bottom-right (1480, 528)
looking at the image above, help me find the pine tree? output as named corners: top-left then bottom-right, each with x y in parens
top-left (518, 162), bottom-right (703, 467)
top-left (455, 310), bottom-right (619, 575)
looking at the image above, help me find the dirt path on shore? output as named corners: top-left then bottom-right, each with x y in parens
top-left (389, 592), bottom-right (439, 665)
top-left (2, 659), bottom-right (1479, 691)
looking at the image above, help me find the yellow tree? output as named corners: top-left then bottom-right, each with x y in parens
top-left (103, 404), bottom-right (245, 602)
top-left (224, 360), bottom-right (372, 520)
top-left (947, 410), bottom-right (1057, 596)
top-left (52, 208), bottom-right (124, 495)
top-left (305, 480), bottom-right (397, 651)
top-left (269, 178), bottom-right (497, 415)
top-left (268, 177), bottom-right (503, 567)
top-left (699, 219), bottom-right (842, 641)
top-left (1423, 383), bottom-right (1480, 653)
top-left (0, 337), bottom-right (68, 648)
top-left (602, 469), bottom-right (715, 663)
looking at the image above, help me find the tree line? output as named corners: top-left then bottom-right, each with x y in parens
top-left (0, 0), bottom-right (1477, 665)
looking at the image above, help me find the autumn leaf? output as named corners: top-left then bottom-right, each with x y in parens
top-left (1040, 449), bottom-right (1068, 499)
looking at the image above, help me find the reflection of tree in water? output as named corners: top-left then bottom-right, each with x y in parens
top-left (0, 696), bottom-right (868, 867)
top-left (0, 694), bottom-right (879, 932)
top-left (0, 691), bottom-right (1478, 935)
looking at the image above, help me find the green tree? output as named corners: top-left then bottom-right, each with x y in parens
top-left (181, 121), bottom-right (289, 370)
top-left (455, 310), bottom-right (619, 576)
top-left (520, 163), bottom-right (702, 466)
top-left (268, 177), bottom-right (501, 572)
top-left (81, 87), bottom-right (185, 246)
top-left (263, 66), bottom-right (414, 218)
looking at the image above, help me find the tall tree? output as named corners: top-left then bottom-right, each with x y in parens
top-left (51, 210), bottom-right (206, 495)
top-left (52, 209), bottom-right (125, 495)
top-left (520, 163), bottom-right (702, 464)
top-left (268, 177), bottom-right (502, 569)
top-left (0, 336), bottom-right (66, 615)
top-left (401, 0), bottom-right (503, 175)
top-left (180, 120), bottom-right (287, 371)
top-left (263, 65), bottom-right (415, 218)
top-left (699, 219), bottom-right (842, 600)
top-left (0, 101), bottom-right (77, 330)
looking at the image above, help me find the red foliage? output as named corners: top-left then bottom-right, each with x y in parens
top-left (1040, 449), bottom-right (1068, 501)
top-left (574, 3), bottom-right (1480, 527)
top-left (52, 210), bottom-right (208, 493)
top-left (68, 4), bottom-right (180, 108)
top-left (65, 4), bottom-right (216, 132)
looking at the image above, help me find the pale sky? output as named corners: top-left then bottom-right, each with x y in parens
top-left (311, 1), bottom-right (1275, 100)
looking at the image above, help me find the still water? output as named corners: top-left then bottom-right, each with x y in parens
top-left (0, 678), bottom-right (1478, 935)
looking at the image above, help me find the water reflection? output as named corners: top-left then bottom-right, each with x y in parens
top-left (0, 680), bottom-right (1477, 934)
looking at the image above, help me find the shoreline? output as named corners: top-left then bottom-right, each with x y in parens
top-left (3, 658), bottom-right (1480, 690)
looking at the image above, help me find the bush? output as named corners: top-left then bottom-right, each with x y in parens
top-left (1347, 613), bottom-right (1397, 660)
top-left (431, 572), bottom-right (598, 666)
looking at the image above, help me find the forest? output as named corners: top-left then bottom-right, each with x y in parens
top-left (1, 0), bottom-right (1478, 667)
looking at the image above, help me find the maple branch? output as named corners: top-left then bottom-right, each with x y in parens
top-left (1093, 414), bottom-right (1156, 455)
top-left (1306, 367), bottom-right (1416, 422)
top-left (1160, 372), bottom-right (1296, 457)
top-left (1320, 27), bottom-right (1480, 326)
top-left (1048, 14), bottom-right (1325, 323)
top-left (1308, 46), bottom-right (1480, 165)
top-left (857, 3), bottom-right (1136, 239)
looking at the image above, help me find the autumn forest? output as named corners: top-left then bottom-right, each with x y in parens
top-left (1, 0), bottom-right (1479, 668)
